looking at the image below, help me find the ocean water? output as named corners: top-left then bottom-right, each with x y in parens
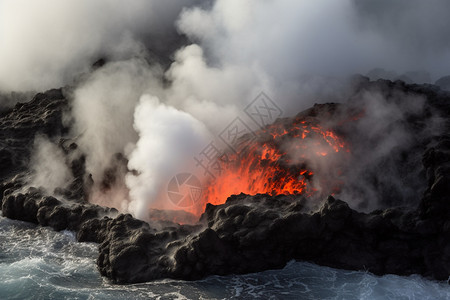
top-left (0, 213), bottom-right (449, 300)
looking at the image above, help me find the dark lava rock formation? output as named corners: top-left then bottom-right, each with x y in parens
top-left (436, 75), bottom-right (450, 91)
top-left (1, 77), bottom-right (450, 283)
top-left (0, 88), bottom-right (67, 180)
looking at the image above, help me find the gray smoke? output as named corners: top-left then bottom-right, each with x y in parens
top-left (28, 135), bottom-right (74, 196)
top-left (352, 0), bottom-right (450, 80)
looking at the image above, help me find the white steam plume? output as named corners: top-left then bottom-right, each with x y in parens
top-left (126, 95), bottom-right (211, 220)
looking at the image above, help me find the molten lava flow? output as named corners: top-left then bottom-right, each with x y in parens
top-left (203, 118), bottom-right (348, 206)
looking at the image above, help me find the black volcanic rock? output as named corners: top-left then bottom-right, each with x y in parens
top-left (54, 139), bottom-right (91, 202)
top-left (1, 187), bottom-right (118, 232)
top-left (1, 78), bottom-right (450, 284)
top-left (435, 75), bottom-right (450, 91)
top-left (0, 88), bottom-right (68, 181)
top-left (85, 187), bottom-right (448, 283)
top-left (366, 68), bottom-right (432, 84)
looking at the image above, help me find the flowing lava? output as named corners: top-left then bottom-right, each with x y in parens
top-left (203, 117), bottom-right (349, 207)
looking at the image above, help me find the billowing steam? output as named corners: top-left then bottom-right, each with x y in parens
top-left (2, 0), bottom-right (450, 220)
top-left (126, 95), bottom-right (211, 220)
top-left (70, 58), bottom-right (161, 182)
top-left (3, 0), bottom-right (450, 92)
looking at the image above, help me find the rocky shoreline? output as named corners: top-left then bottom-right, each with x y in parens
top-left (1, 78), bottom-right (449, 283)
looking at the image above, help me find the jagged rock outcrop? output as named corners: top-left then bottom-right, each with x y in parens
top-left (0, 88), bottom-right (68, 181)
top-left (0, 77), bottom-right (449, 283)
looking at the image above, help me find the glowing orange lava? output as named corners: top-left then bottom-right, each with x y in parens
top-left (203, 118), bottom-right (348, 206)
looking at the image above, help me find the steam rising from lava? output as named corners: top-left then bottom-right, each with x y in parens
top-left (126, 95), bottom-right (210, 220)
top-left (202, 83), bottom-right (440, 213)
top-left (2, 0), bottom-right (449, 220)
top-left (203, 118), bottom-right (349, 207)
